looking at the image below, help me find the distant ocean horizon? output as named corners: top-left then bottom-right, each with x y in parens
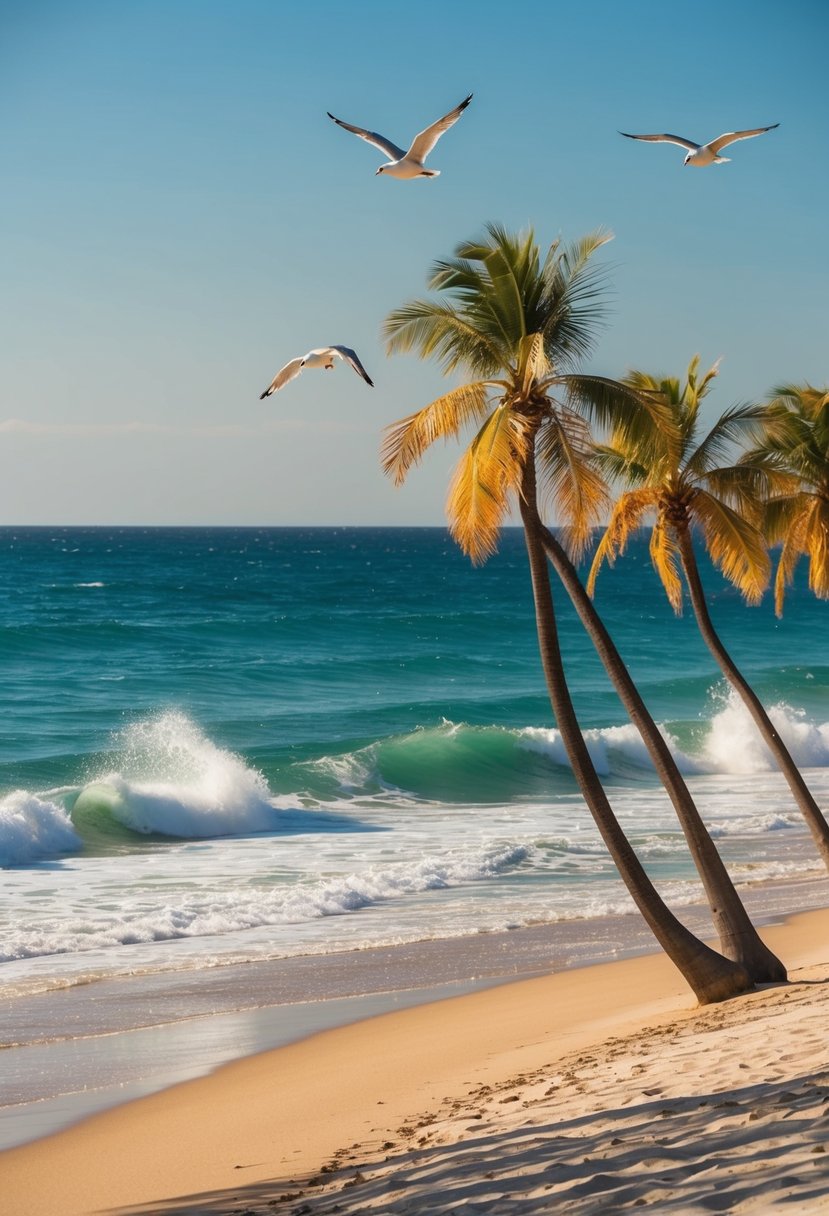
top-left (2, 523), bottom-right (827, 1006)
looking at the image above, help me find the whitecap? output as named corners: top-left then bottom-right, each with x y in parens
top-left (0, 791), bottom-right (82, 867)
top-left (84, 712), bottom-right (277, 838)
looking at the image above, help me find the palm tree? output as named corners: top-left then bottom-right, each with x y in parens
top-left (536, 520), bottom-right (785, 982)
top-left (383, 226), bottom-right (752, 1004)
top-left (747, 383), bottom-right (829, 616)
top-left (588, 356), bottom-right (829, 872)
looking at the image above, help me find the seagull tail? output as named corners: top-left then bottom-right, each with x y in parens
top-left (420, 169), bottom-right (440, 178)
top-left (715, 156), bottom-right (731, 164)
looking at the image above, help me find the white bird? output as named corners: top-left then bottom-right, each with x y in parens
top-left (327, 94), bottom-right (473, 179)
top-left (259, 347), bottom-right (374, 399)
top-left (619, 123), bottom-right (779, 166)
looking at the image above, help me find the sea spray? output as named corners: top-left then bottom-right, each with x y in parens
top-left (702, 688), bottom-right (829, 774)
top-left (80, 712), bottom-right (279, 838)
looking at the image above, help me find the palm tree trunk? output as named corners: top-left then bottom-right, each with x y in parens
top-left (537, 524), bottom-right (786, 983)
top-left (676, 524), bottom-right (829, 873)
top-left (519, 459), bottom-right (752, 1004)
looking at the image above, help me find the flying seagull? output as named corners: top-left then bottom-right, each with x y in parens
top-left (619, 123), bottom-right (779, 166)
top-left (327, 94), bottom-right (473, 179)
top-left (259, 347), bottom-right (374, 399)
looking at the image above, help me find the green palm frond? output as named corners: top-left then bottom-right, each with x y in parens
top-left (539, 230), bottom-right (613, 367)
top-left (685, 403), bottom-right (768, 478)
top-left (381, 382), bottom-right (494, 486)
top-left (383, 300), bottom-right (504, 375)
top-left (591, 442), bottom-right (651, 486)
top-left (702, 461), bottom-right (798, 519)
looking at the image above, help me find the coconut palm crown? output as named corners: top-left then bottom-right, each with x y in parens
top-left (745, 383), bottom-right (829, 616)
top-left (382, 225), bottom-right (658, 560)
top-left (587, 356), bottom-right (776, 608)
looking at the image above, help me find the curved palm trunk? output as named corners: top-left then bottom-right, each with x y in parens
top-left (519, 460), bottom-right (752, 1004)
top-left (537, 525), bottom-right (786, 983)
top-left (676, 525), bottom-right (829, 873)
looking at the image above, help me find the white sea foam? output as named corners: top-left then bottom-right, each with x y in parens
top-left (519, 692), bottom-right (829, 779)
top-left (518, 722), bottom-right (704, 778)
top-left (0, 842), bottom-right (529, 961)
top-left (87, 712), bottom-right (278, 838)
top-left (0, 792), bottom-right (82, 867)
top-left (702, 692), bottom-right (829, 774)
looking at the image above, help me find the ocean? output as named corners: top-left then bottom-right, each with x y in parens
top-left (1, 526), bottom-right (827, 1143)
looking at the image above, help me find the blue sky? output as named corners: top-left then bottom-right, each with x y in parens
top-left (1, 0), bottom-right (826, 525)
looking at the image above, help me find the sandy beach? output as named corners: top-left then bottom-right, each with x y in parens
top-left (2, 906), bottom-right (828, 1215)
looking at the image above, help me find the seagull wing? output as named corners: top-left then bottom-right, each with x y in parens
top-left (259, 357), bottom-right (304, 399)
top-left (619, 131), bottom-right (700, 151)
top-left (407, 94), bottom-right (473, 163)
top-left (330, 346), bottom-right (374, 387)
top-left (327, 113), bottom-right (406, 162)
top-left (707, 124), bottom-right (779, 154)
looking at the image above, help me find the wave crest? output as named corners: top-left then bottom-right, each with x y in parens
top-left (0, 791), bottom-right (82, 867)
top-left (77, 712), bottom-right (278, 838)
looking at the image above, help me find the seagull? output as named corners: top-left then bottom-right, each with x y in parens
top-left (619, 123), bottom-right (779, 166)
top-left (327, 94), bottom-right (473, 179)
top-left (259, 347), bottom-right (374, 399)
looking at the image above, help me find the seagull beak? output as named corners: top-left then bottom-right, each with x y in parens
top-left (375, 168), bottom-right (382, 175)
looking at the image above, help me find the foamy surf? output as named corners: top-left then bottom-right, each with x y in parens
top-left (0, 791), bottom-right (82, 867)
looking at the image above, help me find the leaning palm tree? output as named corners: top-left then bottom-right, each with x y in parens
top-left (747, 383), bottom-right (829, 616)
top-left (589, 357), bottom-right (829, 872)
top-left (383, 225), bottom-right (751, 1003)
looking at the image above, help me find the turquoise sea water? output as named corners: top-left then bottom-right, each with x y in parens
top-left (1, 526), bottom-right (827, 1002)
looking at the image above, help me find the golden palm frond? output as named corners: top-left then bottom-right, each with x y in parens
top-left (691, 490), bottom-right (770, 606)
top-left (774, 495), bottom-right (829, 615)
top-left (650, 518), bottom-right (684, 613)
top-left (536, 407), bottom-right (610, 558)
top-left (447, 405), bottom-right (530, 563)
top-left (381, 382), bottom-right (493, 486)
top-left (804, 496), bottom-right (829, 601)
top-left (774, 507), bottom-right (809, 617)
top-left (586, 489), bottom-right (656, 596)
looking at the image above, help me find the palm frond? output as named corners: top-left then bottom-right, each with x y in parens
top-left (586, 489), bottom-right (655, 595)
top-left (538, 232), bottom-right (614, 368)
top-left (447, 404), bottom-right (530, 563)
top-left (691, 490), bottom-right (770, 605)
top-left (381, 382), bottom-right (493, 486)
top-left (517, 332), bottom-right (549, 395)
top-left (536, 408), bottom-right (609, 557)
top-left (383, 300), bottom-right (504, 376)
top-left (702, 460), bottom-right (799, 520)
top-left (650, 519), bottom-right (684, 613)
top-left (773, 506), bottom-right (810, 617)
top-left (591, 442), bottom-right (651, 487)
top-left (774, 494), bottom-right (829, 614)
top-left (685, 403), bottom-right (768, 478)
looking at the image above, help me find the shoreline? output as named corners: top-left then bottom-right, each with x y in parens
top-left (2, 904), bottom-right (828, 1215)
top-left (1, 870), bottom-right (827, 1155)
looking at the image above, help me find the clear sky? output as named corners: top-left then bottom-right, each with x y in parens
top-left (1, 0), bottom-right (826, 525)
